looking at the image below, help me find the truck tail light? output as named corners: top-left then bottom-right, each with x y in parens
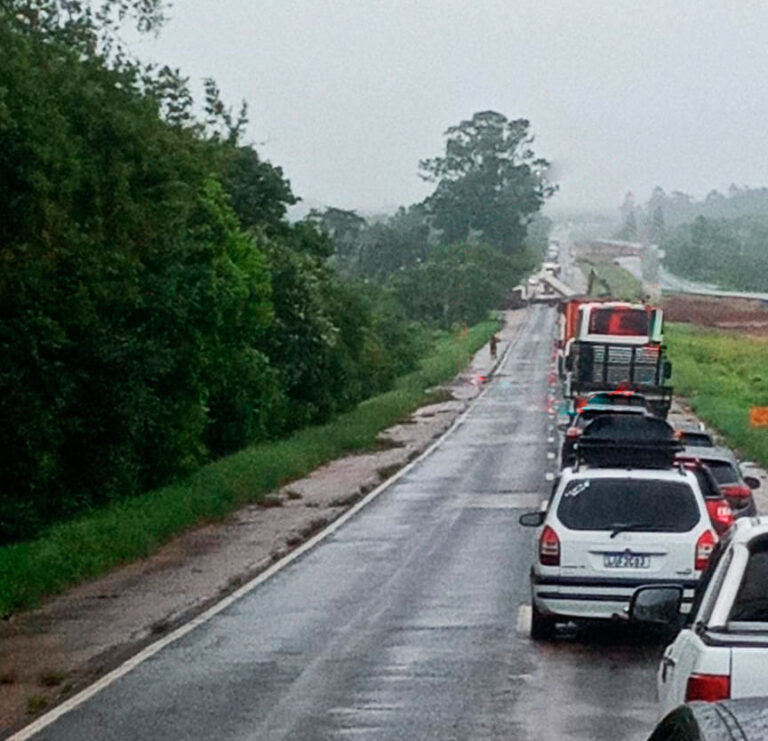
top-left (695, 530), bottom-right (716, 571)
top-left (539, 526), bottom-right (560, 566)
top-left (686, 673), bottom-right (730, 702)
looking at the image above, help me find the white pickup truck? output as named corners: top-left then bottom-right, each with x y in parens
top-left (639, 517), bottom-right (768, 717)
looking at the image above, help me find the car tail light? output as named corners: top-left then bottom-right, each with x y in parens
top-left (685, 673), bottom-right (730, 702)
top-left (539, 526), bottom-right (560, 566)
top-left (566, 427), bottom-right (581, 439)
top-left (705, 500), bottom-right (734, 534)
top-left (721, 484), bottom-right (751, 500)
top-left (695, 530), bottom-right (717, 571)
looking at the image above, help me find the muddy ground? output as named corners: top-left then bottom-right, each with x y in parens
top-left (663, 293), bottom-right (768, 337)
top-left (0, 310), bottom-right (525, 738)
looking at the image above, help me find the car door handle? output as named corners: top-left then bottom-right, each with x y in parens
top-left (661, 655), bottom-right (676, 683)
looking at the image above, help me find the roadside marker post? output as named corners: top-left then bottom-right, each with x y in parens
top-left (749, 407), bottom-right (768, 428)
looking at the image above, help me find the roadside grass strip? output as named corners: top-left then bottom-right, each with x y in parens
top-left (577, 258), bottom-right (645, 301)
top-left (666, 323), bottom-right (768, 467)
top-left (0, 320), bottom-right (499, 615)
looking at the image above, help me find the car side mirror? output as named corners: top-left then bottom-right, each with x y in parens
top-left (744, 475), bottom-right (761, 490)
top-left (557, 421), bottom-right (570, 432)
top-left (629, 585), bottom-right (683, 625)
top-left (519, 511), bottom-right (546, 527)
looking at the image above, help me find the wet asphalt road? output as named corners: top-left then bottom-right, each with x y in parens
top-left (29, 304), bottom-right (665, 741)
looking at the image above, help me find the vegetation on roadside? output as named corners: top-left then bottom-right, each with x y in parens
top-left (0, 320), bottom-right (498, 615)
top-left (577, 258), bottom-right (646, 301)
top-left (613, 184), bottom-right (768, 292)
top-left (666, 323), bottom-right (768, 467)
top-left (0, 1), bottom-right (556, 547)
top-left (663, 215), bottom-right (768, 293)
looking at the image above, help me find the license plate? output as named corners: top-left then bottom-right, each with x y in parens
top-left (603, 552), bottom-right (650, 568)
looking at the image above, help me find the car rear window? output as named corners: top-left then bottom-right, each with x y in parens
top-left (575, 410), bottom-right (604, 428)
top-left (557, 478), bottom-right (700, 532)
top-left (588, 307), bottom-right (649, 336)
top-left (729, 543), bottom-right (768, 623)
top-left (704, 461), bottom-right (739, 485)
top-left (575, 408), bottom-right (642, 428)
top-left (689, 467), bottom-right (722, 499)
top-left (681, 432), bottom-right (714, 447)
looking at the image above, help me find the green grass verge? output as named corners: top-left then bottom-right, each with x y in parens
top-left (666, 322), bottom-right (768, 466)
top-left (0, 319), bottom-right (499, 615)
top-left (577, 258), bottom-right (645, 301)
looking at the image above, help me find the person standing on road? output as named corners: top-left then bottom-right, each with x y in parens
top-left (490, 333), bottom-right (500, 360)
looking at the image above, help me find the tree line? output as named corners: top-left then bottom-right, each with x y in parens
top-left (663, 215), bottom-right (768, 292)
top-left (616, 185), bottom-right (768, 243)
top-left (614, 185), bottom-right (768, 292)
top-left (0, 1), bottom-right (554, 543)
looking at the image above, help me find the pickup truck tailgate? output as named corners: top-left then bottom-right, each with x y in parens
top-left (730, 642), bottom-right (768, 697)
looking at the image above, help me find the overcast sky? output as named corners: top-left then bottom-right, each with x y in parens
top-left (137, 0), bottom-right (768, 215)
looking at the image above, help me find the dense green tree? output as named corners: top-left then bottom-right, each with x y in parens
top-left (419, 111), bottom-right (555, 254)
top-left (308, 207), bottom-right (366, 263)
top-left (391, 242), bottom-right (520, 329)
top-left (663, 214), bottom-right (768, 292)
top-left (0, 14), bottom-right (278, 539)
top-left (616, 192), bottom-right (639, 240)
top-left (219, 145), bottom-right (297, 235)
top-left (0, 6), bottom-right (552, 545)
top-left (650, 205), bottom-right (665, 242)
top-left (356, 220), bottom-right (429, 279)
top-left (2, 0), bottom-right (167, 51)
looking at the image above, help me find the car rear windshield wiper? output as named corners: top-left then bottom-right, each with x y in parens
top-left (608, 522), bottom-right (655, 538)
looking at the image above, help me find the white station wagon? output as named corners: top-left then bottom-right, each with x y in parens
top-left (521, 415), bottom-right (716, 640)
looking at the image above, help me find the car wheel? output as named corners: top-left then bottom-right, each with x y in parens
top-left (530, 600), bottom-right (556, 641)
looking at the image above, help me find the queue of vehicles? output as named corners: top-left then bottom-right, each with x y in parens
top-left (518, 286), bottom-right (767, 736)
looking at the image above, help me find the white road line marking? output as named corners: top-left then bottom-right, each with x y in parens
top-left (8, 303), bottom-right (541, 741)
top-left (517, 605), bottom-right (532, 634)
top-left (546, 452), bottom-right (555, 460)
top-left (545, 472), bottom-right (555, 481)
top-left (547, 436), bottom-right (555, 444)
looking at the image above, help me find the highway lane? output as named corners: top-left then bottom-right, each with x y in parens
top-left (617, 255), bottom-right (768, 302)
top-left (25, 304), bottom-right (663, 741)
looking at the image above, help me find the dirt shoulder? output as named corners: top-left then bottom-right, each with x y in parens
top-left (663, 293), bottom-right (768, 338)
top-left (0, 309), bottom-right (526, 738)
